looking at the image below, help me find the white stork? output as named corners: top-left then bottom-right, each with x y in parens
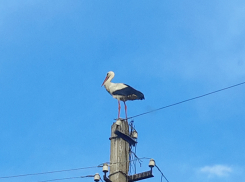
top-left (101, 71), bottom-right (145, 119)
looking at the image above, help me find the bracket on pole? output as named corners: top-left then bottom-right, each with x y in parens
top-left (114, 128), bottom-right (137, 146)
top-left (128, 170), bottom-right (154, 182)
top-left (103, 174), bottom-right (112, 182)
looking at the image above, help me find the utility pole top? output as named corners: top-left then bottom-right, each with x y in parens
top-left (109, 119), bottom-right (129, 182)
top-left (102, 119), bottom-right (155, 182)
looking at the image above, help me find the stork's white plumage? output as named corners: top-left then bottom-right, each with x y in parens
top-left (101, 71), bottom-right (144, 119)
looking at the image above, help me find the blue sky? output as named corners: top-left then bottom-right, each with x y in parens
top-left (1, 0), bottom-right (245, 182)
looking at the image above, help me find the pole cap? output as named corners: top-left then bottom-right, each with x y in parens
top-left (94, 173), bottom-right (100, 182)
top-left (132, 130), bottom-right (138, 139)
top-left (115, 119), bottom-right (122, 126)
top-left (149, 159), bottom-right (155, 168)
top-left (103, 163), bottom-right (109, 173)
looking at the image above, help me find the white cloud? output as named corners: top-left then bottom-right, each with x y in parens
top-left (200, 164), bottom-right (232, 177)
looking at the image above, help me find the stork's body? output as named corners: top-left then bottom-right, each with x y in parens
top-left (102, 71), bottom-right (144, 119)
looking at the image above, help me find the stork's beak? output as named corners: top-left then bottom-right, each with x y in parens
top-left (101, 76), bottom-right (109, 87)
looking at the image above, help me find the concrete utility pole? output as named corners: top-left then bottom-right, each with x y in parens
top-left (102, 119), bottom-right (154, 182)
top-left (109, 119), bottom-right (129, 182)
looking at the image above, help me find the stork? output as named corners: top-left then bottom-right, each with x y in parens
top-left (101, 71), bottom-right (145, 119)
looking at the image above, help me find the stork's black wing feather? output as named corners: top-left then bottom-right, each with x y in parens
top-left (112, 84), bottom-right (145, 100)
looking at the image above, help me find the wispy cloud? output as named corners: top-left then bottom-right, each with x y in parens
top-left (200, 164), bottom-right (232, 177)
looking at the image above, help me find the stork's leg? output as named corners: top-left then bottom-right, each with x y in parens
top-left (123, 101), bottom-right (127, 120)
top-left (118, 100), bottom-right (121, 119)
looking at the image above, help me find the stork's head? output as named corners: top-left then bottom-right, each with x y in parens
top-left (101, 71), bottom-right (115, 86)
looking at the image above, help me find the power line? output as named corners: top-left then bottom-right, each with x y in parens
top-left (4, 82), bottom-right (243, 181)
top-left (128, 81), bottom-right (245, 119)
top-left (155, 164), bottom-right (169, 182)
top-left (0, 158), bottom-right (151, 180)
top-left (102, 157), bottom-right (151, 166)
top-left (37, 158), bottom-right (152, 182)
top-left (0, 166), bottom-right (101, 179)
top-left (38, 175), bottom-right (94, 182)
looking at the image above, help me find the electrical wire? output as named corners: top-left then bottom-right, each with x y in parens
top-left (2, 82), bottom-right (244, 180)
top-left (38, 175), bottom-right (94, 182)
top-left (155, 164), bottom-right (169, 182)
top-left (0, 158), bottom-right (151, 180)
top-left (128, 81), bottom-right (245, 119)
top-left (37, 158), bottom-right (155, 182)
top-left (1, 157), bottom-right (165, 182)
top-left (105, 157), bottom-right (151, 166)
top-left (0, 166), bottom-right (101, 179)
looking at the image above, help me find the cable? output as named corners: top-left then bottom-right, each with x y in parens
top-left (0, 158), bottom-right (150, 180)
top-left (38, 175), bottom-right (94, 182)
top-left (128, 81), bottom-right (245, 119)
top-left (2, 82), bottom-right (244, 180)
top-left (155, 164), bottom-right (169, 182)
top-left (106, 157), bottom-right (151, 166)
top-left (0, 166), bottom-right (101, 179)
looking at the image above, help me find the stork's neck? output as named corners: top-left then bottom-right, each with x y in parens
top-left (104, 76), bottom-right (113, 84)
top-left (104, 76), bottom-right (114, 91)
